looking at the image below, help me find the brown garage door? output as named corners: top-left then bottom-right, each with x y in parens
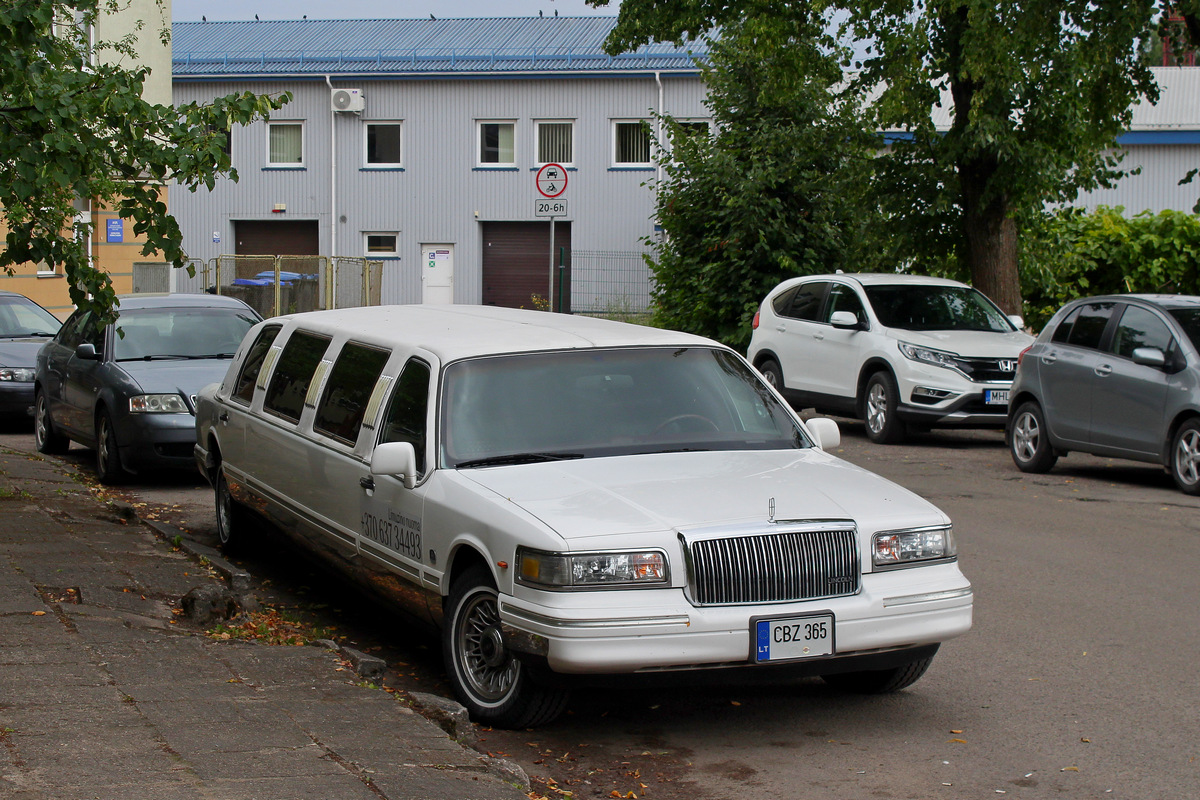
top-left (234, 220), bottom-right (320, 255)
top-left (481, 222), bottom-right (571, 312)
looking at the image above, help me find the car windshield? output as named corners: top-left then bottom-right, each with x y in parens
top-left (112, 307), bottom-right (259, 361)
top-left (0, 295), bottom-right (61, 338)
top-left (863, 285), bottom-right (1013, 332)
top-left (1168, 307), bottom-right (1200, 350)
top-left (440, 347), bottom-right (810, 468)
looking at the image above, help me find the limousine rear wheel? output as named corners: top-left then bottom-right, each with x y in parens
top-left (444, 566), bottom-right (569, 728)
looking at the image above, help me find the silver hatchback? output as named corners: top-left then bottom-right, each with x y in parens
top-left (1007, 294), bottom-right (1200, 494)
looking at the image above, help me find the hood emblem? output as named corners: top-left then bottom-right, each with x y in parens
top-left (768, 497), bottom-right (776, 524)
top-left (999, 359), bottom-right (1017, 373)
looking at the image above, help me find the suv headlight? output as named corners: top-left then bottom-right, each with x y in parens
top-left (0, 368), bottom-right (35, 382)
top-left (516, 546), bottom-right (669, 589)
top-left (872, 526), bottom-right (955, 568)
top-left (898, 342), bottom-right (962, 371)
top-left (129, 394), bottom-right (189, 413)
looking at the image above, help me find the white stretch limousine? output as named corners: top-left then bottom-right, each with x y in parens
top-left (194, 305), bottom-right (973, 728)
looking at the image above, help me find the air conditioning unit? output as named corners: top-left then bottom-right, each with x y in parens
top-left (331, 88), bottom-right (365, 112)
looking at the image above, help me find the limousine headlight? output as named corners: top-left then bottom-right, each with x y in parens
top-left (129, 393), bottom-right (188, 413)
top-left (516, 546), bottom-right (669, 589)
top-left (872, 525), bottom-right (955, 568)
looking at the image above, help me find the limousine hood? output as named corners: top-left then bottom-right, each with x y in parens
top-left (458, 449), bottom-right (945, 542)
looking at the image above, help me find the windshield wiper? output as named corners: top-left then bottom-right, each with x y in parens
top-left (115, 354), bottom-right (190, 362)
top-left (3, 331), bottom-right (56, 338)
top-left (456, 452), bottom-right (585, 469)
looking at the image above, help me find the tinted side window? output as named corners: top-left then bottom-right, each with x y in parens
top-left (1050, 306), bottom-right (1081, 344)
top-left (314, 343), bottom-right (391, 445)
top-left (825, 284), bottom-right (866, 325)
top-left (232, 325), bottom-right (282, 405)
top-left (1112, 306), bottom-right (1174, 359)
top-left (263, 331), bottom-right (331, 423)
top-left (781, 282), bottom-right (829, 321)
top-left (770, 287), bottom-right (798, 316)
top-left (378, 360), bottom-right (431, 474)
top-left (1065, 302), bottom-right (1115, 350)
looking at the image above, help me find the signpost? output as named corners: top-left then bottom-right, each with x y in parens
top-left (536, 163), bottom-right (568, 311)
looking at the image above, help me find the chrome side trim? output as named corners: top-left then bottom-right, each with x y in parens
top-left (882, 587), bottom-right (973, 608)
top-left (501, 602), bottom-right (691, 630)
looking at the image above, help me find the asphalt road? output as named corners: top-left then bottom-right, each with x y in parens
top-left (6, 419), bottom-right (1198, 799)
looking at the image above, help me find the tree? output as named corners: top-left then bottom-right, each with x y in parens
top-left (647, 12), bottom-right (883, 350)
top-left (0, 0), bottom-right (289, 322)
top-left (593, 0), bottom-right (1160, 315)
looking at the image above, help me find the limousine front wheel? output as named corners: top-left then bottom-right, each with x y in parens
top-left (215, 468), bottom-right (250, 552)
top-left (444, 566), bottom-right (569, 728)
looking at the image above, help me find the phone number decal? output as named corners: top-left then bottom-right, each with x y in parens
top-left (361, 511), bottom-right (422, 560)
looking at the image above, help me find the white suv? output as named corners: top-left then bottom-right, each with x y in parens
top-left (747, 273), bottom-right (1033, 443)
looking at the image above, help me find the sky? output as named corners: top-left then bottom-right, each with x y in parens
top-left (172, 0), bottom-right (621, 22)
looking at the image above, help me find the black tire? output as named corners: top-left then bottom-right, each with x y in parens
top-left (215, 467), bottom-right (252, 551)
top-left (862, 371), bottom-right (907, 444)
top-left (94, 409), bottom-right (127, 485)
top-left (33, 390), bottom-right (70, 455)
top-left (758, 359), bottom-right (784, 391)
top-left (822, 650), bottom-right (938, 694)
top-left (1009, 401), bottom-right (1058, 474)
top-left (443, 565), bottom-right (570, 729)
top-left (1169, 418), bottom-right (1200, 495)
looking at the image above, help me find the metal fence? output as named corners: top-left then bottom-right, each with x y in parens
top-left (570, 250), bottom-right (654, 319)
top-left (198, 255), bottom-right (383, 318)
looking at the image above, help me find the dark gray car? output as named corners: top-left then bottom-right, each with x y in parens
top-left (0, 291), bottom-right (62, 421)
top-left (33, 293), bottom-right (260, 484)
top-left (1007, 294), bottom-right (1200, 493)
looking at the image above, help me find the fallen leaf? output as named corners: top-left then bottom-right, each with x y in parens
top-left (31, 611), bottom-right (46, 616)
top-left (948, 738), bottom-right (968, 744)
top-left (1062, 766), bottom-right (1079, 772)
top-left (950, 729), bottom-right (964, 734)
top-left (1081, 738), bottom-right (1091, 743)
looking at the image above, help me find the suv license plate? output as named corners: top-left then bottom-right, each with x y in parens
top-left (984, 389), bottom-right (1010, 405)
top-left (753, 613), bottom-right (834, 663)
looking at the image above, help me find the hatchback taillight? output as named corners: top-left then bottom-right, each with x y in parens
top-left (752, 310), bottom-right (760, 330)
top-left (1017, 345), bottom-right (1032, 367)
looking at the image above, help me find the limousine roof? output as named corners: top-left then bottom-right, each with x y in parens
top-left (276, 304), bottom-right (720, 361)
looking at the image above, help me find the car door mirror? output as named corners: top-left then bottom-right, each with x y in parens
top-left (805, 417), bottom-right (841, 450)
top-left (829, 311), bottom-right (862, 330)
top-left (1008, 314), bottom-right (1025, 330)
top-left (1131, 346), bottom-right (1167, 369)
top-left (370, 441), bottom-right (418, 489)
top-left (74, 342), bottom-right (100, 360)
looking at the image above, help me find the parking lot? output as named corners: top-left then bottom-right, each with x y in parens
top-left (5, 418), bottom-right (1198, 799)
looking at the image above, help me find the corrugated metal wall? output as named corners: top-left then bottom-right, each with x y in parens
top-left (172, 74), bottom-right (706, 306)
top-left (1074, 145), bottom-right (1200, 215)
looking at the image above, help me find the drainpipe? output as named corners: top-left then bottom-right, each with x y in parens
top-left (655, 71), bottom-right (664, 184)
top-left (325, 75), bottom-right (337, 278)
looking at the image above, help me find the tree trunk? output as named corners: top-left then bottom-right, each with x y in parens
top-left (963, 197), bottom-right (1023, 316)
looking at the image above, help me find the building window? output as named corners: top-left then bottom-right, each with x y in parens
top-left (366, 122), bottom-right (402, 166)
top-left (364, 232), bottom-right (399, 256)
top-left (478, 121), bottom-right (516, 166)
top-left (537, 121), bottom-right (573, 165)
top-left (268, 121), bottom-right (304, 166)
top-left (613, 120), bottom-right (652, 165)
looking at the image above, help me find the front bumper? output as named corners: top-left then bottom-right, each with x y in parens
top-left (114, 411), bottom-right (199, 474)
top-left (500, 562), bottom-right (972, 675)
top-left (894, 365), bottom-right (1013, 428)
top-left (0, 381), bottom-right (35, 418)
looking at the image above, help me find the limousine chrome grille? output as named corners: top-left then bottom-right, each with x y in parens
top-left (682, 523), bottom-right (860, 606)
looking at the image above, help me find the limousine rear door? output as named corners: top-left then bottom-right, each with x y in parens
top-left (355, 357), bottom-right (433, 592)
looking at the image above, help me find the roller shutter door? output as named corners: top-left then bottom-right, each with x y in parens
top-left (481, 221), bottom-right (571, 312)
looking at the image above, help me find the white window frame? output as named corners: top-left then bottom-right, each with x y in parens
top-left (364, 121), bottom-right (404, 168)
top-left (535, 120), bottom-right (575, 167)
top-left (477, 120), bottom-right (517, 167)
top-left (611, 119), bottom-right (653, 166)
top-left (363, 232), bottom-right (400, 257)
top-left (267, 120), bottom-right (305, 167)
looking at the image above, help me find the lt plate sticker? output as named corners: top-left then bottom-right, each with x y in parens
top-left (755, 614), bottom-right (834, 663)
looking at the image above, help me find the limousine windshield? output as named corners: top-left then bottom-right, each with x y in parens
top-left (439, 346), bottom-right (809, 467)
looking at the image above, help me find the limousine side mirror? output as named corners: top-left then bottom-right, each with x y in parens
top-left (805, 417), bottom-right (840, 450)
top-left (370, 441), bottom-right (418, 489)
top-left (1008, 314), bottom-right (1025, 330)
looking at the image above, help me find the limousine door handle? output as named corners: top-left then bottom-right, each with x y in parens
top-left (359, 476), bottom-right (375, 491)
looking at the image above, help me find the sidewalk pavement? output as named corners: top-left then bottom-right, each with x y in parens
top-left (0, 445), bottom-right (530, 800)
